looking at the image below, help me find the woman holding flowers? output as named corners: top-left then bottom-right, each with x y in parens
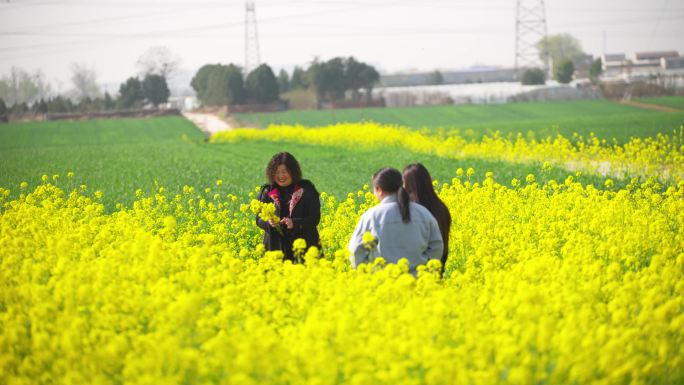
top-left (403, 163), bottom-right (451, 275)
top-left (348, 167), bottom-right (443, 275)
top-left (256, 152), bottom-right (321, 262)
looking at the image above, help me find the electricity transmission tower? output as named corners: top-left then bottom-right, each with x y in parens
top-left (244, 1), bottom-right (261, 75)
top-left (514, 0), bottom-right (549, 72)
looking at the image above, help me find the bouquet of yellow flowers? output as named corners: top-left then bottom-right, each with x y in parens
top-left (362, 231), bottom-right (377, 251)
top-left (250, 200), bottom-right (284, 235)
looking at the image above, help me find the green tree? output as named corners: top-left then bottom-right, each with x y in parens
top-left (307, 59), bottom-right (326, 103)
top-left (11, 102), bottom-right (29, 114)
top-left (190, 64), bottom-right (213, 102)
top-left (118, 77), bottom-right (144, 109)
top-left (345, 57), bottom-right (380, 100)
top-left (427, 70), bottom-right (444, 85)
top-left (103, 92), bottom-right (116, 110)
top-left (354, 60), bottom-right (380, 102)
top-left (520, 68), bottom-right (546, 85)
top-left (307, 57), bottom-right (380, 104)
top-left (536, 33), bottom-right (585, 69)
top-left (191, 64), bottom-right (245, 106)
top-left (47, 96), bottom-right (74, 113)
top-left (344, 57), bottom-right (366, 101)
top-left (589, 58), bottom-right (603, 82)
top-left (289, 66), bottom-right (308, 90)
top-left (32, 98), bottom-right (48, 114)
top-left (224, 65), bottom-right (246, 105)
top-left (278, 69), bottom-right (290, 93)
top-left (554, 59), bottom-right (575, 84)
top-left (0, 98), bottom-right (7, 116)
top-left (309, 57), bottom-right (347, 103)
top-left (142, 74), bottom-right (170, 107)
top-left (246, 64), bottom-right (279, 104)
top-left (344, 57), bottom-right (379, 101)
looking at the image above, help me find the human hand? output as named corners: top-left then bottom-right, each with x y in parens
top-left (280, 217), bottom-right (294, 229)
top-left (268, 219), bottom-right (279, 228)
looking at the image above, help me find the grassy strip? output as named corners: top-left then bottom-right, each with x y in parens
top-left (633, 96), bottom-right (684, 111)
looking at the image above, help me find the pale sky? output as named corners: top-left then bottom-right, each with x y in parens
top-left (1, 0), bottom-right (683, 92)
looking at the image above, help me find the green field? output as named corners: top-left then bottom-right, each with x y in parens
top-left (235, 99), bottom-right (684, 143)
top-left (0, 116), bottom-right (621, 210)
top-left (633, 95), bottom-right (684, 110)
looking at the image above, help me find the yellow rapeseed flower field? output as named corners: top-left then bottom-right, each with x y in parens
top-left (1, 123), bottom-right (683, 384)
top-left (212, 123), bottom-right (684, 181)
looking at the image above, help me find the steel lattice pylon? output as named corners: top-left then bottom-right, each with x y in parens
top-left (515, 0), bottom-right (549, 71)
top-left (245, 1), bottom-right (261, 75)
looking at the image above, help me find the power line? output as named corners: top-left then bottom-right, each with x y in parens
top-left (648, 0), bottom-right (670, 47)
top-left (7, 10), bottom-right (193, 33)
top-left (0, 0), bottom-right (411, 40)
top-left (4, 10), bottom-right (682, 40)
top-left (2, 0), bottom-right (683, 62)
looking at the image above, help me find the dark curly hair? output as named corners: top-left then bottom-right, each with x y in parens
top-left (266, 152), bottom-right (302, 185)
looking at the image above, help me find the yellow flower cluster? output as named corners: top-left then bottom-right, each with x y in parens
top-left (1, 169), bottom-right (682, 384)
top-left (211, 123), bottom-right (684, 180)
top-left (250, 199), bottom-right (278, 223)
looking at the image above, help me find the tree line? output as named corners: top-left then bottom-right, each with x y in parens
top-left (0, 47), bottom-right (177, 118)
top-left (191, 57), bottom-right (380, 107)
top-left (0, 72), bottom-right (170, 117)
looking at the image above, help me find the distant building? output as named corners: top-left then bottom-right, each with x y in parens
top-left (380, 67), bottom-right (518, 87)
top-left (662, 57), bottom-right (684, 70)
top-left (167, 96), bottom-right (199, 111)
top-left (628, 51), bottom-right (679, 72)
top-left (601, 53), bottom-right (627, 72)
top-left (602, 50), bottom-right (682, 78)
top-left (634, 51), bottom-right (679, 62)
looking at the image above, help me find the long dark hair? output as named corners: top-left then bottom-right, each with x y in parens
top-left (373, 167), bottom-right (411, 223)
top-left (266, 152), bottom-right (302, 185)
top-left (403, 163), bottom-right (451, 267)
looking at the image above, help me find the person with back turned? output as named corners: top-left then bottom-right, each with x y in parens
top-left (403, 163), bottom-right (451, 275)
top-left (348, 167), bottom-right (443, 275)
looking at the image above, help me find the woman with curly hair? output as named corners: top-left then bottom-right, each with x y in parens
top-left (256, 152), bottom-right (321, 262)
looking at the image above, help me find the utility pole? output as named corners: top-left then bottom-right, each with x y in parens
top-left (245, 1), bottom-right (261, 76)
top-left (515, 0), bottom-right (549, 74)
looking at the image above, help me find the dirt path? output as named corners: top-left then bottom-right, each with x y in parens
top-left (182, 112), bottom-right (232, 136)
top-left (619, 100), bottom-right (680, 113)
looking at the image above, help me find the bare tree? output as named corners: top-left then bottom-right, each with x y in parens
top-left (0, 67), bottom-right (52, 106)
top-left (69, 63), bottom-right (100, 102)
top-left (136, 46), bottom-right (181, 79)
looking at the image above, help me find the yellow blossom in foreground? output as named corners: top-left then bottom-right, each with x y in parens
top-left (0, 173), bottom-right (682, 384)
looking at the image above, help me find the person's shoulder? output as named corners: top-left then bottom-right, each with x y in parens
top-left (259, 183), bottom-right (273, 195)
top-left (299, 179), bottom-right (315, 188)
top-left (298, 179), bottom-right (319, 192)
top-left (364, 202), bottom-right (389, 219)
top-left (358, 205), bottom-right (379, 222)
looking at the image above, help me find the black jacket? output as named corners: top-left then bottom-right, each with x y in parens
top-left (256, 179), bottom-right (321, 261)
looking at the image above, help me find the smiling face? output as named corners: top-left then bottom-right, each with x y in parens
top-left (274, 164), bottom-right (293, 187)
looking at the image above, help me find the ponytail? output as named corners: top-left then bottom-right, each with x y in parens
top-left (397, 186), bottom-right (411, 223)
top-left (373, 167), bottom-right (411, 223)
